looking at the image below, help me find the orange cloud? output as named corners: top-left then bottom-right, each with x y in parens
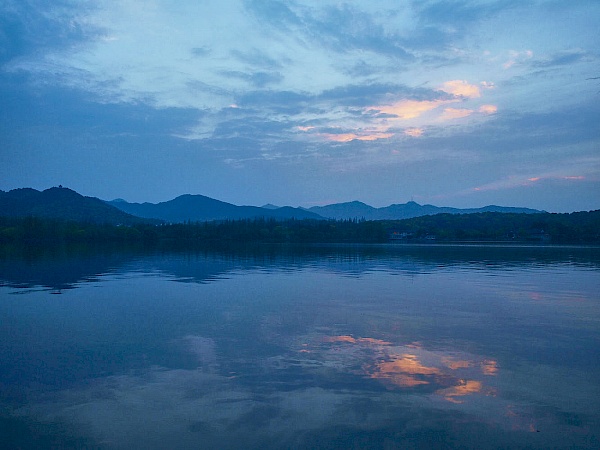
top-left (371, 99), bottom-right (452, 120)
top-left (322, 132), bottom-right (394, 142)
top-left (441, 107), bottom-right (474, 120)
top-left (440, 80), bottom-right (481, 98)
top-left (479, 104), bottom-right (498, 115)
top-left (296, 126), bottom-right (315, 132)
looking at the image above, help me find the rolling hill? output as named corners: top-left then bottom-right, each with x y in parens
top-left (106, 194), bottom-right (324, 223)
top-left (0, 187), bottom-right (151, 225)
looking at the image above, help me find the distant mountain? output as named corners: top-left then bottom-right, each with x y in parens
top-left (308, 200), bottom-right (541, 220)
top-left (309, 201), bottom-right (376, 220)
top-left (0, 187), bottom-right (151, 225)
top-left (107, 194), bottom-right (324, 223)
top-left (261, 203), bottom-right (280, 210)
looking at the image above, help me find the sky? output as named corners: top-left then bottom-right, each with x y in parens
top-left (1, 0), bottom-right (599, 212)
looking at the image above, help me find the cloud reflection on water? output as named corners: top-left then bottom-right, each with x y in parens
top-left (315, 335), bottom-right (496, 403)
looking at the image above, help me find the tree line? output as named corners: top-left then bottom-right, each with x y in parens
top-left (1, 211), bottom-right (599, 246)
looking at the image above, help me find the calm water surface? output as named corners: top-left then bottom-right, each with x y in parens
top-left (1, 244), bottom-right (599, 449)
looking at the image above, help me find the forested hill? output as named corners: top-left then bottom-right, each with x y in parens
top-left (0, 187), bottom-right (153, 225)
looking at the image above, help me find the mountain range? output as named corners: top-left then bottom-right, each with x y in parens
top-left (106, 195), bottom-right (323, 222)
top-left (0, 187), bottom-right (543, 224)
top-left (307, 200), bottom-right (541, 220)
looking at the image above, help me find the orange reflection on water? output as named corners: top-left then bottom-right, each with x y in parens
top-left (442, 357), bottom-right (471, 370)
top-left (379, 354), bottom-right (442, 376)
top-left (325, 335), bottom-right (357, 344)
top-left (356, 337), bottom-right (392, 346)
top-left (370, 353), bottom-right (442, 388)
top-left (481, 360), bottom-right (499, 375)
top-left (320, 336), bottom-right (499, 404)
top-left (325, 336), bottom-right (391, 346)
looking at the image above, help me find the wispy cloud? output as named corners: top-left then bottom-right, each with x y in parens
top-left (502, 50), bottom-right (533, 69)
top-left (472, 173), bottom-right (589, 193)
top-left (440, 107), bottom-right (474, 121)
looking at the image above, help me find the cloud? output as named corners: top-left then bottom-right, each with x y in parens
top-left (531, 49), bottom-right (589, 68)
top-left (409, 0), bottom-right (525, 54)
top-left (416, 0), bottom-right (522, 27)
top-left (220, 70), bottom-right (284, 88)
top-left (439, 80), bottom-right (481, 98)
top-left (404, 128), bottom-right (424, 137)
top-left (318, 83), bottom-right (421, 107)
top-left (370, 99), bottom-right (452, 120)
top-left (440, 107), bottom-right (474, 121)
top-left (321, 131), bottom-right (394, 143)
top-left (479, 105), bottom-right (498, 115)
top-left (190, 46), bottom-right (211, 57)
top-left (471, 172), bottom-right (589, 194)
top-left (230, 48), bottom-right (285, 69)
top-left (245, 1), bottom-right (415, 60)
top-left (243, 0), bottom-right (301, 30)
top-left (0, 1), bottom-right (103, 65)
top-left (503, 50), bottom-right (533, 69)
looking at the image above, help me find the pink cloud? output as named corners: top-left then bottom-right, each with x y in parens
top-left (439, 80), bottom-right (481, 98)
top-left (322, 132), bottom-right (394, 142)
top-left (370, 99), bottom-right (452, 120)
top-left (479, 104), bottom-right (498, 115)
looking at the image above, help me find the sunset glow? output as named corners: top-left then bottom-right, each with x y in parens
top-left (371, 99), bottom-right (453, 120)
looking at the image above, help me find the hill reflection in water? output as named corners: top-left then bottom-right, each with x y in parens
top-left (1, 243), bottom-right (599, 290)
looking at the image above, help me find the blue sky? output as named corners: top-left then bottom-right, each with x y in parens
top-left (1, 0), bottom-right (599, 211)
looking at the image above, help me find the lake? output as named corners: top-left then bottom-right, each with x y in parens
top-left (1, 244), bottom-right (599, 449)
